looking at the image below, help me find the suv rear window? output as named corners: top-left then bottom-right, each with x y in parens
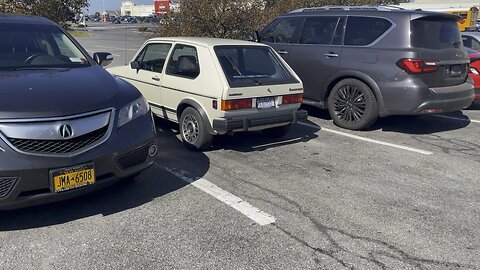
top-left (411, 18), bottom-right (462, 50)
top-left (215, 46), bottom-right (298, 88)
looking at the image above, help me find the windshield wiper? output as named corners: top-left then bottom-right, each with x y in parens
top-left (0, 67), bottom-right (70, 71)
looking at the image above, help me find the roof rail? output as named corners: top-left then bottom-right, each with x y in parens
top-left (290, 5), bottom-right (405, 13)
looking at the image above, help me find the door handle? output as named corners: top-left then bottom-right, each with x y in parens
top-left (152, 76), bottom-right (160, 81)
top-left (277, 50), bottom-right (288, 55)
top-left (324, 52), bottom-right (339, 58)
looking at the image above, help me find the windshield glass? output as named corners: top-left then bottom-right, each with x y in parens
top-left (214, 46), bottom-right (298, 88)
top-left (411, 17), bottom-right (462, 50)
top-left (0, 23), bottom-right (90, 70)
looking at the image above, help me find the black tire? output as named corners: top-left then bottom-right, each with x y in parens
top-left (179, 107), bottom-right (213, 151)
top-left (262, 124), bottom-right (291, 138)
top-left (327, 79), bottom-right (379, 130)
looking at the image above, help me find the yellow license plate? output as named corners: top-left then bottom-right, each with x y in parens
top-left (50, 163), bottom-right (95, 193)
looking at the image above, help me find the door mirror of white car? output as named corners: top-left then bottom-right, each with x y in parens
top-left (130, 61), bottom-right (141, 70)
top-left (93, 52), bottom-right (113, 67)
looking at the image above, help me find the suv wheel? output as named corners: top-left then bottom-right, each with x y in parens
top-left (179, 107), bottom-right (213, 151)
top-left (327, 79), bottom-right (378, 130)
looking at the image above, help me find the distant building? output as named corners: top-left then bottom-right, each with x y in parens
top-left (121, 0), bottom-right (171, 16)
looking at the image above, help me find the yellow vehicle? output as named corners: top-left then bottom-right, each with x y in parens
top-left (437, 7), bottom-right (479, 31)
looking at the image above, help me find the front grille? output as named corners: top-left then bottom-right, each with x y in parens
top-left (0, 177), bottom-right (17, 198)
top-left (8, 126), bottom-right (108, 155)
top-left (115, 145), bottom-right (150, 170)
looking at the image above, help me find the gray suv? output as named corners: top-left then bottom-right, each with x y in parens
top-left (258, 6), bottom-right (475, 130)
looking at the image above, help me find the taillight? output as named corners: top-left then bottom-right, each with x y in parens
top-left (470, 67), bottom-right (480, 75)
top-left (282, 94), bottom-right (303, 105)
top-left (221, 98), bottom-right (252, 111)
top-left (396, 59), bottom-right (439, 74)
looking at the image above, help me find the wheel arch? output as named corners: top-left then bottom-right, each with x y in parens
top-left (324, 71), bottom-right (387, 117)
top-left (177, 98), bottom-right (216, 135)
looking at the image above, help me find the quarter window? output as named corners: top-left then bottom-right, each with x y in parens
top-left (135, 43), bottom-right (172, 73)
top-left (299, 17), bottom-right (340, 45)
top-left (261, 17), bottom-right (303, 44)
top-left (344, 17), bottom-right (392, 46)
top-left (166, 44), bottom-right (200, 79)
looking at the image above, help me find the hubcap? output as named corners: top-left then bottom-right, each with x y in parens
top-left (182, 114), bottom-right (199, 144)
top-left (333, 85), bottom-right (366, 123)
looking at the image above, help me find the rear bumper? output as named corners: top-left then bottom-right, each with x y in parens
top-left (413, 82), bottom-right (475, 114)
top-left (213, 109), bottom-right (308, 132)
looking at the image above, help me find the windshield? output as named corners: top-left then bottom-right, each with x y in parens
top-left (0, 23), bottom-right (90, 70)
top-left (411, 17), bottom-right (462, 50)
top-left (214, 46), bottom-right (298, 88)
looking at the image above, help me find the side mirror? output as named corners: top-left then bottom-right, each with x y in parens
top-left (252, 31), bottom-right (261, 43)
top-left (130, 61), bottom-right (141, 70)
top-left (93, 52), bottom-right (113, 67)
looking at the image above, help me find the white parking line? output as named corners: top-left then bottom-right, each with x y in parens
top-left (162, 166), bottom-right (276, 226)
top-left (297, 122), bottom-right (433, 155)
top-left (433, 115), bottom-right (480, 124)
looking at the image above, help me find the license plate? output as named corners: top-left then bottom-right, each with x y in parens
top-left (257, 97), bottom-right (275, 109)
top-left (50, 163), bottom-right (95, 193)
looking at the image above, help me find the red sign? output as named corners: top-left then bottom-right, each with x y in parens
top-left (155, 0), bottom-right (170, 14)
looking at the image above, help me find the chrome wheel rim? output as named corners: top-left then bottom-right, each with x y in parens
top-left (333, 85), bottom-right (366, 123)
top-left (182, 114), bottom-right (199, 144)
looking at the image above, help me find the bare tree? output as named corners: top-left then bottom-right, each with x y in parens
top-left (155, 0), bottom-right (398, 39)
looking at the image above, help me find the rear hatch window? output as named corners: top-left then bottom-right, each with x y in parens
top-left (410, 17), bottom-right (468, 87)
top-left (411, 17), bottom-right (462, 50)
top-left (214, 46), bottom-right (299, 88)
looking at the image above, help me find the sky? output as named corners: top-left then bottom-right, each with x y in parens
top-left (86, 0), bottom-right (154, 13)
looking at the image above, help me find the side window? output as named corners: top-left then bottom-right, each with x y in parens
top-left (344, 17), bottom-right (392, 46)
top-left (299, 16), bottom-right (340, 45)
top-left (463, 36), bottom-right (473, 48)
top-left (261, 17), bottom-right (303, 44)
top-left (135, 43), bottom-right (172, 73)
top-left (166, 44), bottom-right (200, 79)
top-left (471, 38), bottom-right (480, 51)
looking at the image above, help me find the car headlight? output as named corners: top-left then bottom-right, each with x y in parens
top-left (117, 97), bottom-right (149, 127)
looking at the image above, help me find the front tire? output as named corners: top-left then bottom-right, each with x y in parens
top-left (327, 79), bottom-right (378, 130)
top-left (179, 107), bottom-right (213, 151)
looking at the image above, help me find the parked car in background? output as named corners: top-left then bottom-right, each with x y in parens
top-left (0, 14), bottom-right (158, 209)
top-left (257, 6), bottom-right (475, 130)
top-left (462, 32), bottom-right (480, 51)
top-left (108, 37), bottom-right (307, 150)
top-left (466, 47), bottom-right (480, 100)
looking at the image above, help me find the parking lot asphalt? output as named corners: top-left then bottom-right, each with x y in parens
top-left (1, 27), bottom-right (479, 270)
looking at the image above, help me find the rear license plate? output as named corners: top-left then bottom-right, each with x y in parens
top-left (257, 97), bottom-right (275, 109)
top-left (450, 65), bottom-right (463, 77)
top-left (50, 163), bottom-right (95, 193)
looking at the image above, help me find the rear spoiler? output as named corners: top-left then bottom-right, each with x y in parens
top-left (410, 10), bottom-right (461, 21)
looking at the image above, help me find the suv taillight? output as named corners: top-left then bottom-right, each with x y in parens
top-left (396, 59), bottom-right (438, 74)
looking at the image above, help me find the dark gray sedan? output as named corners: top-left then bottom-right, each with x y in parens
top-left (0, 14), bottom-right (158, 210)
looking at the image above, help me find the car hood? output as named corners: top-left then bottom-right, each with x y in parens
top-left (0, 65), bottom-right (138, 120)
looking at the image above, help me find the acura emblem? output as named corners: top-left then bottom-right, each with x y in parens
top-left (59, 124), bottom-right (73, 138)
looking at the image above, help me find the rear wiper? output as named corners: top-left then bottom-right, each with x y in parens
top-left (223, 54), bottom-right (262, 85)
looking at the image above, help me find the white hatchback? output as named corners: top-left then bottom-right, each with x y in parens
top-left (108, 37), bottom-right (307, 150)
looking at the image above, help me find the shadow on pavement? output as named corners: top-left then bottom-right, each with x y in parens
top-left (0, 121), bottom-right (210, 231)
top-left (302, 105), bottom-right (470, 134)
